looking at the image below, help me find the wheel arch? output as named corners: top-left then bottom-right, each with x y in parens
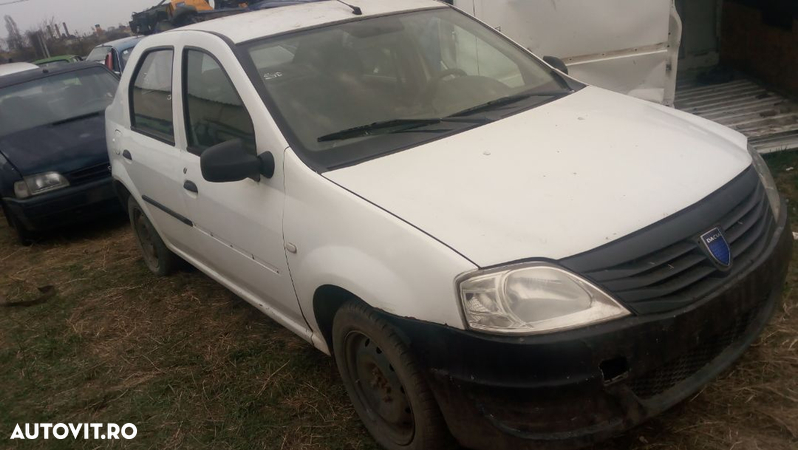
top-left (112, 179), bottom-right (132, 208)
top-left (312, 284), bottom-right (363, 355)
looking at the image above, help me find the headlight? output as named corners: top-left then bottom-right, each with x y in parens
top-left (748, 144), bottom-right (781, 220)
top-left (13, 172), bottom-right (70, 199)
top-left (458, 263), bottom-right (630, 335)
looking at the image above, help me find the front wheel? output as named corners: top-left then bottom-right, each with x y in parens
top-left (128, 196), bottom-right (178, 276)
top-left (2, 203), bottom-right (34, 246)
top-left (332, 301), bottom-right (453, 450)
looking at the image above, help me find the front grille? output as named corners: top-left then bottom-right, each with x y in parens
top-left (66, 163), bottom-right (111, 185)
top-left (561, 167), bottom-right (775, 315)
top-left (629, 306), bottom-right (759, 399)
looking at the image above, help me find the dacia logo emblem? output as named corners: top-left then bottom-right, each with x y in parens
top-left (700, 227), bottom-right (732, 268)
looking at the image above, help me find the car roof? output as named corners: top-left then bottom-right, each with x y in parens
top-left (0, 61), bottom-right (115, 89)
top-left (32, 55), bottom-right (78, 64)
top-left (94, 35), bottom-right (145, 51)
top-left (180, 0), bottom-right (445, 44)
top-left (0, 62), bottom-right (39, 77)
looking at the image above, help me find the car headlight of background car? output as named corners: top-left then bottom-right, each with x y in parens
top-left (14, 172), bottom-right (70, 199)
top-left (748, 144), bottom-right (781, 220)
top-left (459, 262), bottom-right (630, 335)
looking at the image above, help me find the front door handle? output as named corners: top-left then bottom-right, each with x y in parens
top-left (183, 180), bottom-right (198, 194)
top-left (122, 150), bottom-right (132, 161)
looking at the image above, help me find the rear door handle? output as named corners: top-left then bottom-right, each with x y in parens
top-left (122, 150), bottom-right (132, 161)
top-left (183, 180), bottom-right (198, 194)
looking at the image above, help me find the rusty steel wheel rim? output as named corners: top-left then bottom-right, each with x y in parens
top-left (344, 330), bottom-right (415, 445)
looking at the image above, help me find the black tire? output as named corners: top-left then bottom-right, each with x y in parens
top-left (127, 196), bottom-right (177, 276)
top-left (2, 203), bottom-right (34, 246)
top-left (332, 301), bottom-right (453, 450)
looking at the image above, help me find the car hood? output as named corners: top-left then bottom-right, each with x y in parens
top-left (325, 86), bottom-right (753, 267)
top-left (0, 113), bottom-right (109, 176)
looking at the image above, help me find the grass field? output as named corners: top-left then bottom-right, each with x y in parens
top-left (0, 151), bottom-right (795, 450)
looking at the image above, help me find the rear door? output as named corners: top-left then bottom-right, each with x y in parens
top-left (117, 47), bottom-right (194, 250)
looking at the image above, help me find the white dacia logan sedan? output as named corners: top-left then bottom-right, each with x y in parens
top-left (105, 1), bottom-right (793, 449)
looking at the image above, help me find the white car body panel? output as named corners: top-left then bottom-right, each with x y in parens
top-left (326, 86), bottom-right (752, 268)
top-left (455, 0), bottom-right (682, 106)
top-left (0, 62), bottom-right (38, 77)
top-left (284, 150), bottom-right (477, 351)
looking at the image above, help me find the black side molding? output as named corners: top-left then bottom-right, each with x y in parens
top-left (142, 195), bottom-right (193, 227)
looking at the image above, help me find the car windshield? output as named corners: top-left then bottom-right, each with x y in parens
top-left (242, 8), bottom-right (570, 170)
top-left (0, 68), bottom-right (118, 138)
top-left (87, 46), bottom-right (111, 62)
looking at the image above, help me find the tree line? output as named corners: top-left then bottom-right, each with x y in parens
top-left (1, 15), bottom-right (132, 63)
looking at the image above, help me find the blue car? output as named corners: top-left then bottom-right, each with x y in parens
top-left (86, 36), bottom-right (145, 75)
top-left (0, 62), bottom-right (121, 243)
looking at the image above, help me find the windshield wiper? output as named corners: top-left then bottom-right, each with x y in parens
top-left (317, 117), bottom-right (488, 143)
top-left (51, 111), bottom-right (103, 126)
top-left (448, 90), bottom-right (572, 118)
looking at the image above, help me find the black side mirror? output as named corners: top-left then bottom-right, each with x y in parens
top-left (200, 139), bottom-right (275, 183)
top-left (543, 56), bottom-right (569, 75)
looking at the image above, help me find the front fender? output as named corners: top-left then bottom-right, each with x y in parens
top-left (0, 152), bottom-right (22, 199)
top-left (300, 245), bottom-right (418, 317)
top-left (283, 150), bottom-right (476, 353)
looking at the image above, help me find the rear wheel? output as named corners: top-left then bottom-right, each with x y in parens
top-left (332, 301), bottom-right (453, 450)
top-left (128, 196), bottom-right (177, 276)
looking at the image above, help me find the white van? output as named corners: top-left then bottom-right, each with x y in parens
top-left (454, 0), bottom-right (798, 154)
top-left (105, 1), bottom-right (793, 449)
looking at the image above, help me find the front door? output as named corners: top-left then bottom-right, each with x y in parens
top-left (173, 38), bottom-right (305, 331)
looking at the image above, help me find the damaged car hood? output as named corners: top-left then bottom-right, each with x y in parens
top-left (324, 86), bottom-right (753, 267)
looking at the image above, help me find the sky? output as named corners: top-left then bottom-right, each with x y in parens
top-left (0, 0), bottom-right (175, 37)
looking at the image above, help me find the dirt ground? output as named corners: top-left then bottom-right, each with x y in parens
top-left (0, 151), bottom-right (796, 450)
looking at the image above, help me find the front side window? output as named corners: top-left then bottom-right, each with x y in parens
top-left (183, 50), bottom-right (256, 155)
top-left (0, 67), bottom-right (118, 138)
top-left (130, 50), bottom-right (174, 143)
top-left (241, 7), bottom-right (570, 170)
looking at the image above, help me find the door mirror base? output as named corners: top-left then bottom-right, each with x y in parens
top-left (258, 151), bottom-right (275, 180)
top-left (543, 55), bottom-right (569, 75)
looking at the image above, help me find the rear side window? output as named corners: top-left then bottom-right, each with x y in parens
top-left (130, 49), bottom-right (174, 144)
top-left (183, 49), bottom-right (255, 155)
